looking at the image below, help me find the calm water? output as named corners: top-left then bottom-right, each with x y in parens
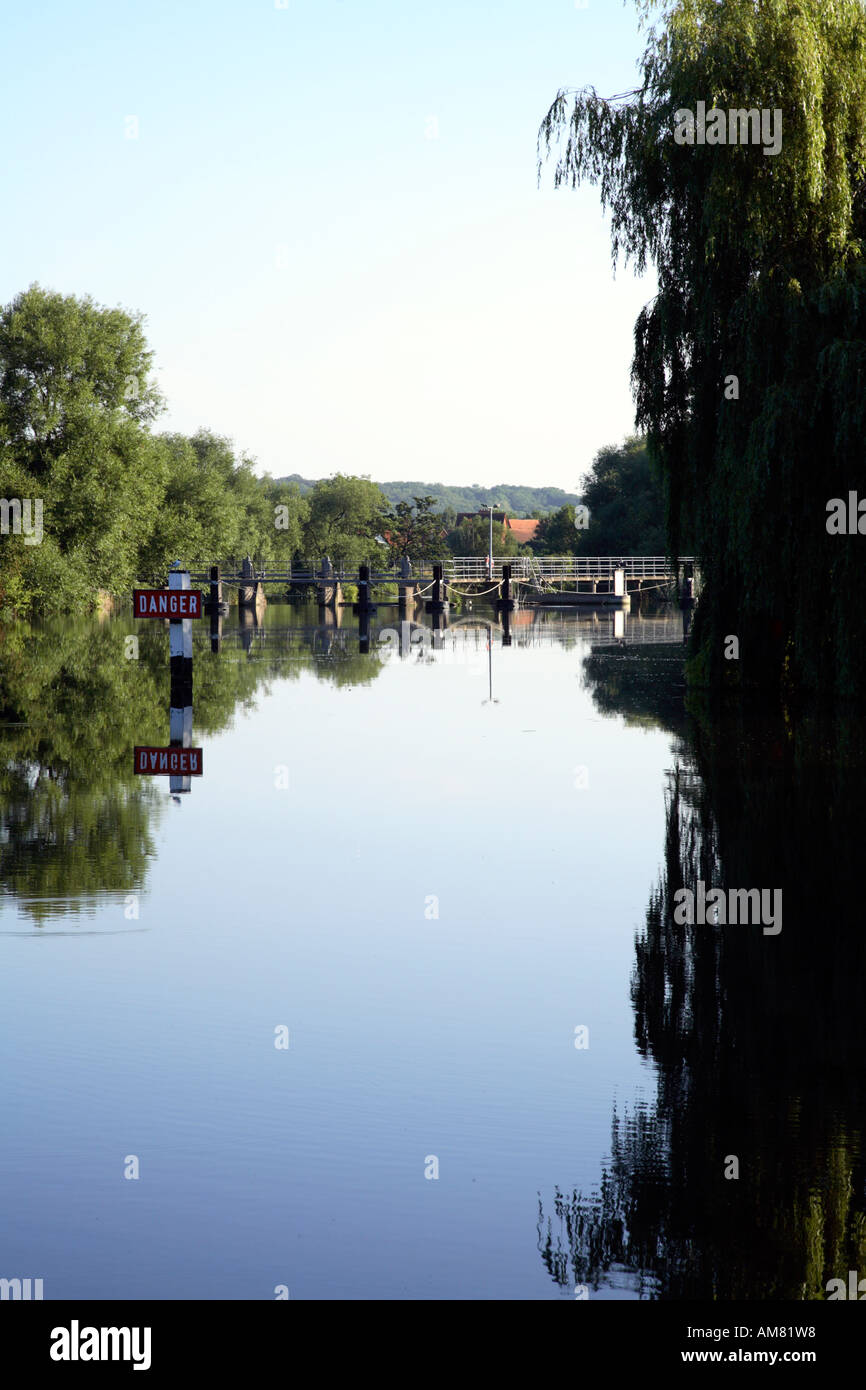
top-left (1, 601), bottom-right (864, 1300)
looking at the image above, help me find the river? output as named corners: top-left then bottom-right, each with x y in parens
top-left (1, 601), bottom-right (862, 1300)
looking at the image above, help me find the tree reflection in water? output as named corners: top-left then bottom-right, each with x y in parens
top-left (539, 647), bottom-right (866, 1300)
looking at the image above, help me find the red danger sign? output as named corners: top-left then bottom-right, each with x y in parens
top-left (134, 746), bottom-right (203, 775)
top-left (134, 589), bottom-right (203, 619)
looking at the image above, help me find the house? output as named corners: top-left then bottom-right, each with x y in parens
top-left (506, 518), bottom-right (540, 544)
top-left (455, 510), bottom-right (540, 543)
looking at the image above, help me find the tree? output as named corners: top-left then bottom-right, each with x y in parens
top-left (137, 432), bottom-right (309, 580)
top-left (0, 284), bottom-right (165, 612)
top-left (577, 436), bottom-right (667, 556)
top-left (532, 504), bottom-right (579, 556)
top-left (539, 0), bottom-right (866, 695)
top-left (0, 283), bottom-right (162, 472)
top-left (262, 475), bottom-right (308, 570)
top-left (300, 474), bottom-right (389, 570)
top-left (382, 495), bottom-right (448, 567)
top-left (135, 432), bottom-right (241, 581)
top-left (444, 514), bottom-right (523, 558)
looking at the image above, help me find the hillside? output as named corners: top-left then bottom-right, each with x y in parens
top-left (275, 475), bottom-right (581, 515)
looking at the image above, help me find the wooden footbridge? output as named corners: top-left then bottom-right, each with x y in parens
top-left (189, 556), bottom-right (694, 614)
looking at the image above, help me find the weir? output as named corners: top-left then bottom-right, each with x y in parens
top-left (186, 556), bottom-right (695, 616)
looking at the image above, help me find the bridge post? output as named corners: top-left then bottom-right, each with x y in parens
top-left (209, 565), bottom-right (222, 612)
top-left (398, 555), bottom-right (416, 616)
top-left (681, 568), bottom-right (694, 642)
top-left (496, 563), bottom-right (515, 612)
top-left (353, 563), bottom-right (376, 615)
top-left (239, 604), bottom-right (257, 653)
top-left (238, 555), bottom-right (254, 607)
top-left (317, 555), bottom-right (341, 611)
top-left (425, 563), bottom-right (449, 615)
top-left (238, 556), bottom-right (266, 612)
top-left (358, 607), bottom-right (371, 654)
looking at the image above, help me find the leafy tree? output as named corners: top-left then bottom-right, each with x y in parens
top-left (539, 0), bottom-right (866, 695)
top-left (576, 436), bottom-right (667, 556)
top-left (0, 282), bottom-right (161, 470)
top-left (532, 504), bottom-right (580, 556)
top-left (382, 495), bottom-right (448, 567)
top-left (135, 432), bottom-right (240, 581)
top-left (262, 476), bottom-right (308, 569)
top-left (136, 433), bottom-right (309, 582)
top-left (444, 514), bottom-right (523, 558)
top-left (300, 473), bottom-right (389, 571)
top-left (0, 284), bottom-right (165, 613)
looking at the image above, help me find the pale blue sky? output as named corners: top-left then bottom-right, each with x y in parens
top-left (2, 0), bottom-right (656, 491)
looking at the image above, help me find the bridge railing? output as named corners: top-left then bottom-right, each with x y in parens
top-left (446, 556), bottom-right (689, 582)
top-left (188, 556), bottom-right (692, 584)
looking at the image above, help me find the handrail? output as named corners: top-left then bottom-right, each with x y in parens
top-left (188, 556), bottom-right (692, 583)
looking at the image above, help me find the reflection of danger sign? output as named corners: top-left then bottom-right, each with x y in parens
top-left (134, 589), bottom-right (202, 619)
top-left (134, 746), bottom-right (203, 775)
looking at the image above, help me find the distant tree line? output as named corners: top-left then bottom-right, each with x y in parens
top-left (0, 285), bottom-right (665, 618)
top-left (276, 474), bottom-right (583, 516)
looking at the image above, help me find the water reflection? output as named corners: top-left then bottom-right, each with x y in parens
top-left (6, 599), bottom-right (854, 1299)
top-left (539, 655), bottom-right (866, 1300)
top-left (0, 603), bottom-right (684, 926)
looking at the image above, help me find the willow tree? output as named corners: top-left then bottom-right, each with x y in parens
top-left (539, 0), bottom-right (866, 696)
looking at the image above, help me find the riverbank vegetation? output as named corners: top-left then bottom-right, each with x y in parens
top-left (539, 0), bottom-right (866, 696)
top-left (0, 284), bottom-right (665, 619)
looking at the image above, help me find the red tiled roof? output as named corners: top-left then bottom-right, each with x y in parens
top-left (506, 518), bottom-right (540, 542)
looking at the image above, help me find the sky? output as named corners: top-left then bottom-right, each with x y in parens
top-left (1, 0), bottom-right (656, 493)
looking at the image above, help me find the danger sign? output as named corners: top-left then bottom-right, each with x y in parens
top-left (134, 746), bottom-right (203, 775)
top-left (133, 589), bottom-right (203, 619)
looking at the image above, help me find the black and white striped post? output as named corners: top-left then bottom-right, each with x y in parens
top-left (169, 568), bottom-right (194, 794)
top-left (168, 569), bottom-right (194, 700)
